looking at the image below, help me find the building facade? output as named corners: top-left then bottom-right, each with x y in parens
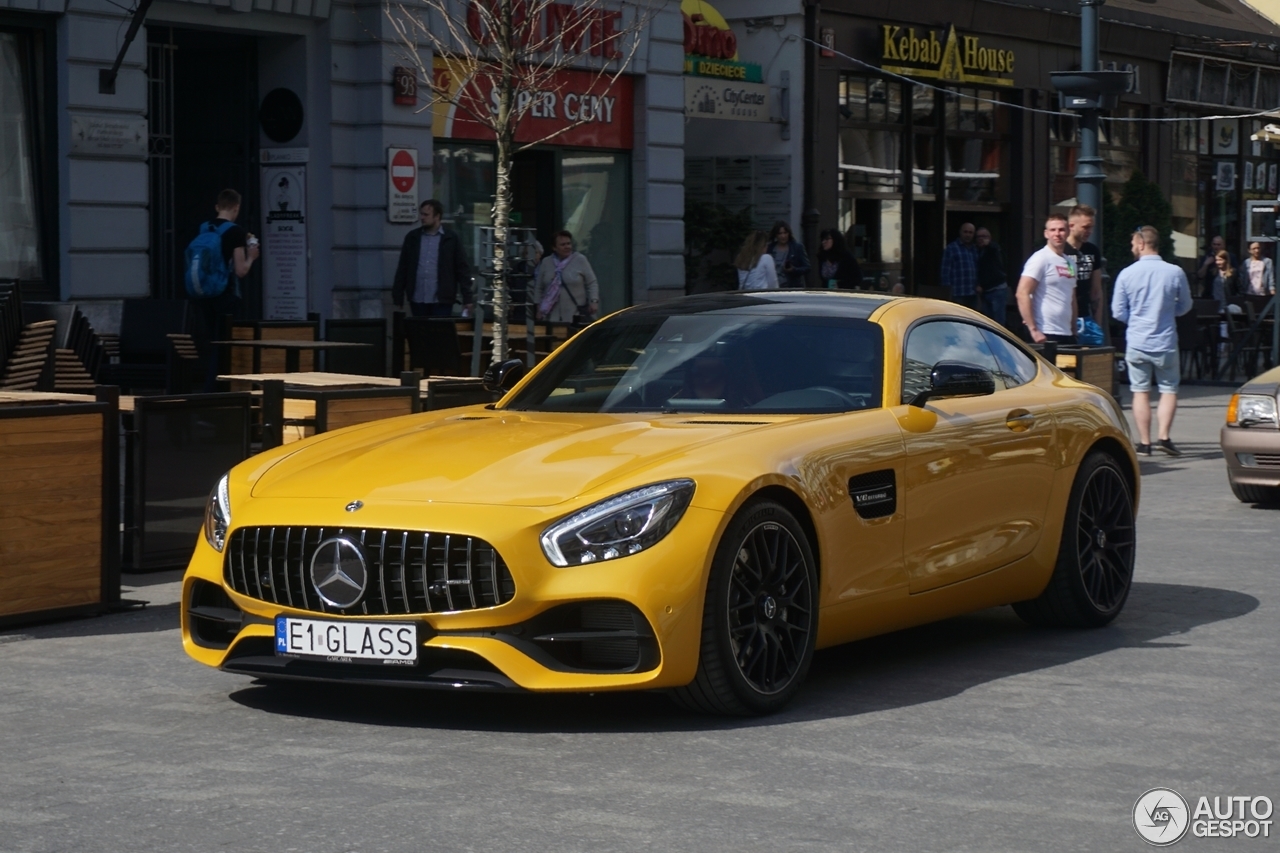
top-left (0, 0), bottom-right (686, 320)
top-left (809, 0), bottom-right (1280, 289)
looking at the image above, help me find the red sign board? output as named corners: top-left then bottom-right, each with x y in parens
top-left (390, 150), bottom-right (416, 193)
top-left (393, 67), bottom-right (418, 106)
top-left (432, 61), bottom-right (633, 150)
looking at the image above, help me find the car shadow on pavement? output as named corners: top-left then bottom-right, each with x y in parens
top-left (225, 581), bottom-right (1257, 732)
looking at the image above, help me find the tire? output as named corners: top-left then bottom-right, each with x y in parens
top-left (1013, 451), bottom-right (1136, 628)
top-left (1229, 478), bottom-right (1280, 505)
top-left (671, 499), bottom-right (818, 716)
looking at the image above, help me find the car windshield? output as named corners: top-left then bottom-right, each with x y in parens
top-left (503, 312), bottom-right (884, 414)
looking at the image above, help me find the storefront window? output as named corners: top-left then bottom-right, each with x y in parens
top-left (1170, 112), bottom-right (1200, 262)
top-left (432, 143), bottom-right (496, 271)
top-left (839, 128), bottom-right (901, 191)
top-left (839, 197), bottom-right (902, 276)
top-left (942, 87), bottom-right (1006, 203)
top-left (1100, 106), bottom-right (1143, 195)
top-left (561, 151), bottom-right (628, 315)
top-left (0, 32), bottom-right (42, 281)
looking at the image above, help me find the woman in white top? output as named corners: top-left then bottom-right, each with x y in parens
top-left (1242, 242), bottom-right (1275, 296)
top-left (735, 230), bottom-right (778, 291)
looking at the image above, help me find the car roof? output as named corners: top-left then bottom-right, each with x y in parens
top-left (620, 291), bottom-right (900, 321)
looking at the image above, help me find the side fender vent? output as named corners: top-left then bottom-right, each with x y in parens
top-left (848, 469), bottom-right (896, 519)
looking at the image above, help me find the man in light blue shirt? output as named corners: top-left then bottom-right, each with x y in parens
top-left (1111, 225), bottom-right (1193, 457)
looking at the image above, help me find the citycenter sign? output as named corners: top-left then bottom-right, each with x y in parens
top-left (880, 23), bottom-right (1015, 87)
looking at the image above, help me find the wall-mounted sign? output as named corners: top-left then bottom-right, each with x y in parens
top-left (685, 78), bottom-right (770, 122)
top-left (393, 67), bottom-right (418, 106)
top-left (880, 24), bottom-right (1015, 87)
top-left (387, 147), bottom-right (419, 224)
top-left (431, 60), bottom-right (633, 149)
top-left (261, 165), bottom-right (308, 320)
top-left (70, 115), bottom-right (147, 156)
top-left (261, 148), bottom-right (309, 163)
top-left (682, 0), bottom-right (762, 82)
top-left (685, 155), bottom-right (791, 230)
top-left (820, 27), bottom-right (836, 58)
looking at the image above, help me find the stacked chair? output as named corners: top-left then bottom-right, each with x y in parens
top-left (0, 282), bottom-right (56, 392)
top-left (23, 302), bottom-right (110, 393)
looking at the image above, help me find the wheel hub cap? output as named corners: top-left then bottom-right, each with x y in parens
top-left (1094, 528), bottom-right (1107, 549)
top-left (761, 596), bottom-right (777, 619)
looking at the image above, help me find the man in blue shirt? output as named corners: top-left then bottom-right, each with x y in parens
top-left (1111, 225), bottom-right (1193, 456)
top-left (392, 199), bottom-right (473, 317)
top-left (940, 222), bottom-right (978, 309)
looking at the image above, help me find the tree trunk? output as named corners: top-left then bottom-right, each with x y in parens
top-left (491, 132), bottom-right (511, 365)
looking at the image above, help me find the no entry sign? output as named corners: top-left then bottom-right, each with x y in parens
top-left (387, 147), bottom-right (418, 223)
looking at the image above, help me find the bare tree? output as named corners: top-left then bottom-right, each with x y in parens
top-left (387, 0), bottom-right (657, 365)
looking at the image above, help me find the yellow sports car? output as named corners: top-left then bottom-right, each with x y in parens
top-left (183, 292), bottom-right (1139, 715)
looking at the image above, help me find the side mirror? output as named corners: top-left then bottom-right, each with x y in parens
top-left (909, 361), bottom-right (997, 407)
top-left (483, 358), bottom-right (526, 393)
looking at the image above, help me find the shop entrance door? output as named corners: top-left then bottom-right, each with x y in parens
top-left (147, 27), bottom-right (260, 313)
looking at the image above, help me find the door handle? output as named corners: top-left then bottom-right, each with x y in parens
top-left (1006, 410), bottom-right (1035, 432)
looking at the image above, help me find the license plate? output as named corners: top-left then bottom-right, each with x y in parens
top-left (275, 616), bottom-right (418, 665)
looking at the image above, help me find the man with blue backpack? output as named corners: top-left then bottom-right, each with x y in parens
top-left (186, 189), bottom-right (259, 390)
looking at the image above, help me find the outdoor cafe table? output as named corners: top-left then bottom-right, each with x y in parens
top-left (218, 371), bottom-right (489, 400)
top-left (212, 339), bottom-right (373, 373)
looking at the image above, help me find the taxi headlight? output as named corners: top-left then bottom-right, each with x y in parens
top-left (203, 473), bottom-right (232, 552)
top-left (540, 480), bottom-right (695, 567)
top-left (1233, 394), bottom-right (1279, 427)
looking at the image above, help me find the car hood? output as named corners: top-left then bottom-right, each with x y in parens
top-left (250, 409), bottom-right (789, 507)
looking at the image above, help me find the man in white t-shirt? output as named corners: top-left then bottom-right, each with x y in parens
top-left (1016, 213), bottom-right (1079, 344)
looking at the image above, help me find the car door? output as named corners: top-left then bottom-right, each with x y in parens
top-left (896, 320), bottom-right (1057, 593)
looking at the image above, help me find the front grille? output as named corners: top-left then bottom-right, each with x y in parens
top-left (1255, 453), bottom-right (1280, 468)
top-left (223, 527), bottom-right (515, 616)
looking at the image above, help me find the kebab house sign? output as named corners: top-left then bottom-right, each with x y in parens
top-left (880, 23), bottom-right (1016, 87)
top-left (430, 1), bottom-right (634, 149)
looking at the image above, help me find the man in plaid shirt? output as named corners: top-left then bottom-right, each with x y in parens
top-left (940, 222), bottom-right (979, 309)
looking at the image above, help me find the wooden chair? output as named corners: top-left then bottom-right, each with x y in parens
top-left (110, 299), bottom-right (189, 393)
top-left (323, 318), bottom-right (387, 376)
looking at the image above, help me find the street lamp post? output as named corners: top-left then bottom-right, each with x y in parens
top-left (1051, 1), bottom-right (1130, 346)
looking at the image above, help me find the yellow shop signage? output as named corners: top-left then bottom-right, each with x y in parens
top-left (881, 24), bottom-right (1015, 87)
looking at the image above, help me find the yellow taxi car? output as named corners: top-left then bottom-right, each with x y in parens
top-left (183, 292), bottom-right (1139, 715)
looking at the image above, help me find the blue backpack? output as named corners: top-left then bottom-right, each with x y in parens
top-left (184, 221), bottom-right (236, 298)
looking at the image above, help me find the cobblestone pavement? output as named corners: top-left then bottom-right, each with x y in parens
top-left (0, 385), bottom-right (1275, 853)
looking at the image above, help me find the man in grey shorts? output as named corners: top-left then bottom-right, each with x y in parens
top-left (1111, 225), bottom-right (1194, 456)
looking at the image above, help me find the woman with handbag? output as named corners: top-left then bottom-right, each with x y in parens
top-left (534, 230), bottom-right (599, 323)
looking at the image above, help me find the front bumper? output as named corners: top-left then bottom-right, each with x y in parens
top-left (1221, 425), bottom-right (1280, 488)
top-left (181, 499), bottom-right (725, 692)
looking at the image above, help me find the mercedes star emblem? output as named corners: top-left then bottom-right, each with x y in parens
top-left (309, 537), bottom-right (368, 609)
top-left (345, 500), bottom-right (363, 512)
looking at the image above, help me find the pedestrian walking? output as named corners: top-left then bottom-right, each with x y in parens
top-left (391, 199), bottom-right (474, 318)
top-left (767, 221), bottom-right (810, 288)
top-left (817, 229), bottom-right (862, 289)
top-left (1111, 225), bottom-right (1194, 456)
top-left (1016, 213), bottom-right (1078, 344)
top-left (1065, 204), bottom-right (1105, 327)
top-left (974, 228), bottom-right (1008, 324)
top-left (940, 222), bottom-right (979, 309)
top-left (1242, 242), bottom-right (1275, 296)
top-left (188, 188), bottom-right (258, 391)
top-left (534, 230), bottom-right (599, 322)
top-left (735, 230), bottom-right (778, 291)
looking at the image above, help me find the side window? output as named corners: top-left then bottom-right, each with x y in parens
top-left (981, 329), bottom-right (1039, 390)
top-left (902, 320), bottom-right (1000, 403)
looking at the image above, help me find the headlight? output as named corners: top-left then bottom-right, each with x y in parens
top-left (540, 479), bottom-right (695, 567)
top-left (1229, 393), bottom-right (1279, 427)
top-left (203, 473), bottom-right (232, 552)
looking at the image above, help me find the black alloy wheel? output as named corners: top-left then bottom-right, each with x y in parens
top-left (672, 499), bottom-right (817, 715)
top-left (1014, 451), bottom-right (1136, 628)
